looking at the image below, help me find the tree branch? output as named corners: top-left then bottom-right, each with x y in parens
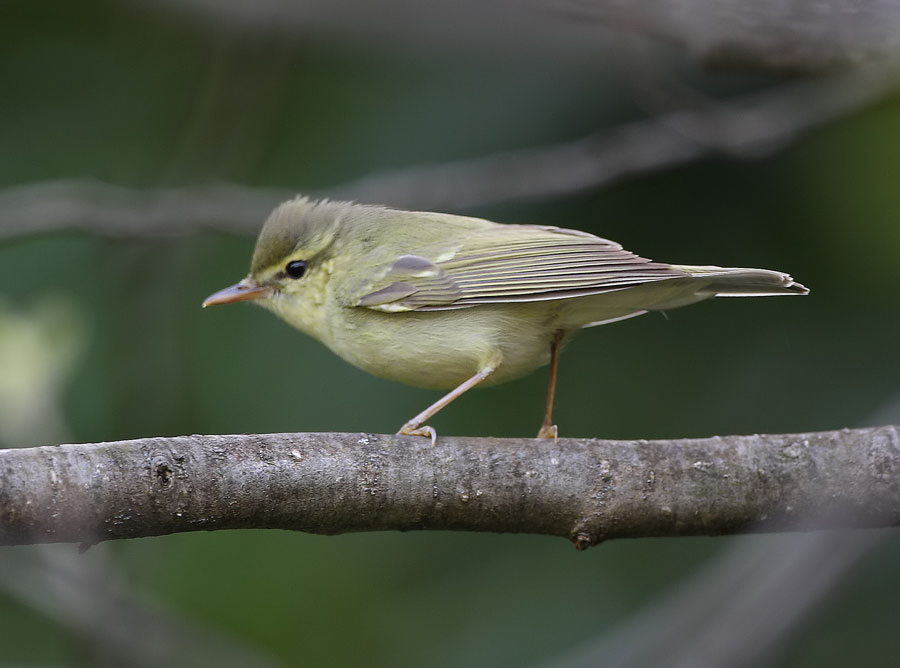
top-left (552, 0), bottom-right (900, 70)
top-left (129, 0), bottom-right (900, 71)
top-left (2, 427), bottom-right (898, 549)
top-left (2, 64), bottom-right (897, 240)
top-left (326, 65), bottom-right (900, 210)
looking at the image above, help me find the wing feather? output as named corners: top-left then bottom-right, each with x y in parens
top-left (353, 225), bottom-right (688, 312)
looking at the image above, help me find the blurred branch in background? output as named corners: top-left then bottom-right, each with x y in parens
top-left (2, 62), bottom-right (898, 239)
top-left (0, 180), bottom-right (291, 240)
top-left (129, 0), bottom-right (900, 71)
top-left (1, 427), bottom-right (898, 549)
top-left (548, 529), bottom-right (887, 668)
top-left (327, 64), bottom-right (900, 209)
top-left (550, 0), bottom-right (900, 70)
top-left (0, 545), bottom-right (284, 668)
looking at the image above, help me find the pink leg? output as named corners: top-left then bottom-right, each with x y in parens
top-left (398, 365), bottom-right (497, 444)
top-left (537, 331), bottom-right (564, 439)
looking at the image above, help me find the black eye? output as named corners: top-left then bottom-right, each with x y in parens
top-left (285, 260), bottom-right (307, 279)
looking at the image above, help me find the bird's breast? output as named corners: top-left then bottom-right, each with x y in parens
top-left (326, 303), bottom-right (560, 390)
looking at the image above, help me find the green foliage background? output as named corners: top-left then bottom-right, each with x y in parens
top-left (1, 2), bottom-right (899, 666)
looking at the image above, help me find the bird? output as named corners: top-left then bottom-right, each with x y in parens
top-left (203, 196), bottom-right (808, 442)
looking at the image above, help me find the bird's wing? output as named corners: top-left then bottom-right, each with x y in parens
top-left (352, 225), bottom-right (689, 312)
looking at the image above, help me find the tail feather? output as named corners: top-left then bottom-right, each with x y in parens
top-left (671, 265), bottom-right (809, 297)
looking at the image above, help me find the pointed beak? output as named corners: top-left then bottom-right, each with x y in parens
top-left (202, 279), bottom-right (271, 307)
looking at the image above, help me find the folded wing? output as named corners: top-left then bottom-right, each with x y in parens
top-left (354, 225), bottom-right (689, 312)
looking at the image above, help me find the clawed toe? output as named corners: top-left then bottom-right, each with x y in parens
top-left (398, 424), bottom-right (438, 446)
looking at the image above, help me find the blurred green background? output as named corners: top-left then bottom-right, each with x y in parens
top-left (1, 1), bottom-right (899, 666)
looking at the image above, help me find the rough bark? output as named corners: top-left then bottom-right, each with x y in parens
top-left (1, 427), bottom-right (898, 549)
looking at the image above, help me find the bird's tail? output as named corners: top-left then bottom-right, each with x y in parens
top-left (671, 265), bottom-right (809, 297)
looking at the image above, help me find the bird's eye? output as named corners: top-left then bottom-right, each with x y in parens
top-left (285, 260), bottom-right (307, 279)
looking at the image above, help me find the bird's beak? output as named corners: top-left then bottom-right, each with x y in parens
top-left (202, 279), bottom-right (271, 307)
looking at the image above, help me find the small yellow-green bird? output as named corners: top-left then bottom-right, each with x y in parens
top-left (204, 197), bottom-right (808, 441)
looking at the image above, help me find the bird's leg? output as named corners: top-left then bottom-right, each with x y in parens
top-left (398, 365), bottom-right (497, 445)
top-left (537, 330), bottom-right (565, 439)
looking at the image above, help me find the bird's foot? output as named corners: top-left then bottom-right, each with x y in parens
top-left (536, 423), bottom-right (558, 440)
top-left (398, 423), bottom-right (437, 446)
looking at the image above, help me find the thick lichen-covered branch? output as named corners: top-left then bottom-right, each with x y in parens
top-left (1, 427), bottom-right (898, 549)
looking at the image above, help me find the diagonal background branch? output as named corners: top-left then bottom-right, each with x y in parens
top-left (1, 64), bottom-right (898, 241)
top-left (2, 426), bottom-right (898, 549)
top-left (129, 0), bottom-right (900, 71)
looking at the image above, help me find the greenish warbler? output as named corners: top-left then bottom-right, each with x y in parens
top-left (204, 196), bottom-right (808, 441)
